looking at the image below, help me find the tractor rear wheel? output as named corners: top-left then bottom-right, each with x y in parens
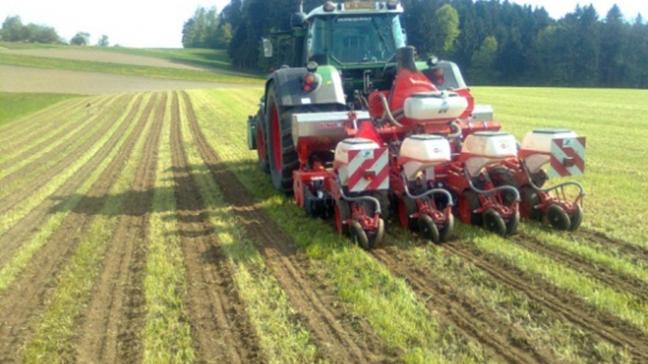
top-left (256, 117), bottom-right (269, 173)
top-left (547, 204), bottom-right (571, 230)
top-left (266, 87), bottom-right (299, 193)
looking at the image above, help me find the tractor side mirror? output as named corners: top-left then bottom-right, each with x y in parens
top-left (262, 38), bottom-right (273, 58)
top-left (291, 12), bottom-right (307, 28)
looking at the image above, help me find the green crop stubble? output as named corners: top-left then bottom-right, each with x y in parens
top-left (388, 230), bottom-right (632, 363)
top-left (472, 87), bottom-right (648, 247)
top-left (0, 95), bottom-right (115, 180)
top-left (177, 96), bottom-right (320, 363)
top-left (460, 224), bottom-right (648, 333)
top-left (0, 92), bottom-right (81, 128)
top-left (0, 95), bottom-right (137, 237)
top-left (142, 93), bottom-right (195, 364)
top-left (188, 89), bottom-right (487, 363)
top-left (22, 94), bottom-right (156, 363)
top-left (0, 94), bottom-right (87, 146)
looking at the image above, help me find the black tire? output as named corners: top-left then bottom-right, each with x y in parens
top-left (547, 204), bottom-right (571, 230)
top-left (349, 220), bottom-right (371, 250)
top-left (439, 213), bottom-right (454, 242)
top-left (483, 209), bottom-right (507, 236)
top-left (266, 86), bottom-right (299, 193)
top-left (303, 185), bottom-right (317, 217)
top-left (256, 117), bottom-right (270, 173)
top-left (520, 186), bottom-right (542, 221)
top-left (569, 205), bottom-right (583, 231)
top-left (489, 166), bottom-right (518, 204)
top-left (418, 214), bottom-right (440, 243)
top-left (370, 218), bottom-right (385, 248)
top-left (506, 209), bottom-right (520, 235)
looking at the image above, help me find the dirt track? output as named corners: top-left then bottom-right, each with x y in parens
top-left (0, 93), bottom-right (153, 362)
top-left (181, 91), bottom-right (392, 363)
top-left (0, 65), bottom-right (238, 95)
top-left (169, 93), bottom-right (263, 363)
top-left (74, 93), bottom-right (166, 363)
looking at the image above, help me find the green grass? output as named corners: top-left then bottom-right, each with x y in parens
top-left (0, 41), bottom-right (62, 50)
top-left (104, 47), bottom-right (236, 73)
top-left (0, 52), bottom-right (262, 85)
top-left (0, 92), bottom-right (79, 127)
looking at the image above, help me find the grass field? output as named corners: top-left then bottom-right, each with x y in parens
top-left (0, 92), bottom-right (79, 126)
top-left (0, 44), bottom-right (646, 363)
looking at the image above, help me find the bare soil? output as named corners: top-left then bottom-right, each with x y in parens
top-left (0, 65), bottom-right (240, 95)
top-left (2, 48), bottom-right (205, 71)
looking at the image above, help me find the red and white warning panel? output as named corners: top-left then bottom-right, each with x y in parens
top-left (549, 137), bottom-right (586, 177)
top-left (346, 148), bottom-right (390, 192)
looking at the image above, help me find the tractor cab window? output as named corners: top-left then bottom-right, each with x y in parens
top-left (308, 14), bottom-right (406, 65)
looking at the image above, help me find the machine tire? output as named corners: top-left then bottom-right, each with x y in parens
top-left (370, 218), bottom-right (385, 248)
top-left (506, 209), bottom-right (520, 235)
top-left (266, 86), bottom-right (299, 193)
top-left (303, 185), bottom-right (317, 217)
top-left (349, 220), bottom-right (371, 250)
top-left (483, 209), bottom-right (507, 236)
top-left (520, 186), bottom-right (542, 221)
top-left (418, 214), bottom-right (440, 243)
top-left (569, 205), bottom-right (583, 231)
top-left (335, 199), bottom-right (351, 234)
top-left (547, 204), bottom-right (571, 230)
top-left (256, 117), bottom-right (269, 173)
top-left (489, 166), bottom-right (518, 204)
top-left (439, 213), bottom-right (454, 242)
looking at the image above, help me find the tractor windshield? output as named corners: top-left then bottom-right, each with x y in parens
top-left (308, 14), bottom-right (406, 65)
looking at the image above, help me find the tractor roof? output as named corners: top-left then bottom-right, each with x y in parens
top-left (306, 1), bottom-right (403, 21)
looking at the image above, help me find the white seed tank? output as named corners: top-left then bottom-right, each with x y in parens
top-left (462, 132), bottom-right (518, 176)
top-left (403, 91), bottom-right (468, 122)
top-left (399, 135), bottom-right (451, 181)
top-left (334, 138), bottom-right (381, 188)
top-left (521, 128), bottom-right (578, 173)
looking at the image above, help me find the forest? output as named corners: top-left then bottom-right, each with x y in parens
top-left (182, 0), bottom-right (648, 88)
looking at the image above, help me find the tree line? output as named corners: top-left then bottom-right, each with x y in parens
top-left (0, 16), bottom-right (110, 47)
top-left (190, 0), bottom-right (647, 88)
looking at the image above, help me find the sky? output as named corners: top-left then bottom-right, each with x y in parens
top-left (1, 1), bottom-right (646, 48)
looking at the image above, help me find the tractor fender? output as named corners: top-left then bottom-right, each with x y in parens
top-left (264, 65), bottom-right (346, 108)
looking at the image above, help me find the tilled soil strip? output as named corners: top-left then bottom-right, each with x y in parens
top-left (0, 96), bottom-right (133, 213)
top-left (0, 94), bottom-right (154, 362)
top-left (373, 243), bottom-right (555, 364)
top-left (75, 93), bottom-right (166, 364)
top-left (0, 95), bottom-right (142, 266)
top-left (0, 97), bottom-right (113, 171)
top-left (180, 92), bottom-right (388, 363)
top-left (514, 233), bottom-right (648, 301)
top-left (0, 97), bottom-right (89, 151)
top-left (169, 92), bottom-right (263, 364)
top-left (572, 228), bottom-right (648, 262)
top-left (443, 242), bottom-right (648, 361)
top-left (0, 97), bottom-right (126, 196)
